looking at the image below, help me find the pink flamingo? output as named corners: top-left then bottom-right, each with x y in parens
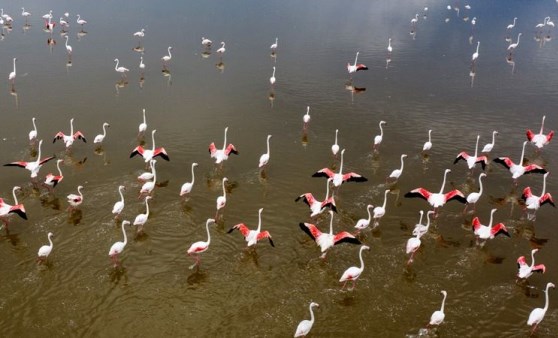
top-left (517, 249), bottom-right (546, 279)
top-left (312, 149), bottom-right (367, 187)
top-left (227, 208), bottom-right (274, 247)
top-left (527, 115), bottom-right (554, 149)
top-left (405, 169), bottom-right (466, 213)
top-left (187, 218), bottom-right (216, 269)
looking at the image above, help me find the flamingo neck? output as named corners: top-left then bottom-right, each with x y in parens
top-left (309, 305), bottom-right (316, 324)
top-left (190, 164), bottom-right (196, 183)
top-left (168, 47), bottom-right (172, 58)
top-left (367, 205), bottom-right (373, 221)
top-left (519, 142), bottom-right (526, 165)
top-left (541, 174), bottom-right (547, 195)
top-left (328, 214), bottom-right (334, 235)
top-left (36, 141), bottom-right (43, 162)
top-left (32, 118), bottom-right (37, 131)
top-left (379, 123), bottom-right (384, 137)
top-left (516, 34), bottom-right (521, 44)
top-left (334, 130), bottom-right (338, 144)
top-left (272, 67), bottom-right (275, 77)
top-left (152, 163), bottom-right (157, 182)
top-left (48, 234), bottom-right (54, 248)
top-left (256, 210), bottom-right (263, 232)
top-left (65, 36), bottom-right (69, 46)
top-left (70, 119), bottom-right (74, 135)
top-left (354, 52), bottom-right (359, 65)
top-left (491, 131), bottom-right (496, 144)
top-left (119, 187), bottom-right (124, 203)
top-left (543, 284), bottom-right (551, 311)
top-left (12, 188), bottom-right (18, 205)
top-left (222, 128), bottom-right (228, 150)
top-left (78, 187), bottom-right (83, 199)
top-left (151, 131), bottom-right (156, 151)
top-left (530, 250), bottom-right (537, 268)
top-left (114, 59), bottom-right (119, 71)
top-left (478, 175), bottom-right (484, 195)
top-left (540, 116), bottom-right (546, 134)
top-left (121, 222), bottom-right (128, 247)
top-left (476, 41), bottom-right (480, 53)
top-left (266, 136), bottom-right (271, 155)
top-left (440, 293), bottom-right (447, 313)
top-left (439, 171), bottom-right (449, 194)
top-left (145, 198), bottom-right (150, 217)
top-left (474, 136), bottom-right (479, 157)
top-left (205, 220), bottom-right (211, 246)
top-left (381, 190), bottom-right (388, 209)
top-left (358, 247), bottom-right (366, 270)
top-left (102, 124), bottom-right (107, 137)
top-left (339, 151), bottom-right (345, 174)
top-left (56, 161), bottom-right (63, 176)
top-left (222, 180), bottom-right (227, 198)
top-left (324, 180), bottom-right (330, 200)
top-left (400, 156), bottom-right (405, 171)
top-left (428, 130), bottom-right (432, 142)
top-left (488, 210), bottom-right (495, 227)
top-left (13, 58), bottom-right (16, 73)
top-left (424, 212), bottom-right (433, 234)
top-left (142, 109), bottom-right (146, 124)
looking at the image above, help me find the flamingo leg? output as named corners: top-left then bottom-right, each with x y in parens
top-left (189, 254), bottom-right (200, 270)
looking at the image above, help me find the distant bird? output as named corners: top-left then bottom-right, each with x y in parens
top-left (161, 46), bottom-right (173, 64)
top-left (112, 185), bottom-right (126, 219)
top-left (388, 154), bottom-right (407, 182)
top-left (139, 160), bottom-right (157, 197)
top-left (464, 173), bottom-right (487, 213)
top-left (454, 135), bottom-right (488, 170)
top-left (481, 131), bottom-right (498, 153)
top-left (4, 140), bottom-right (55, 178)
top-left (201, 37), bottom-right (212, 46)
top-left (138, 108), bottom-right (147, 134)
top-left (109, 220), bottom-right (131, 267)
top-left (21, 8), bottom-right (31, 22)
top-left (216, 41), bottom-right (226, 54)
top-left (372, 189), bottom-right (390, 226)
top-left (133, 28), bottom-right (145, 38)
top-left (526, 115), bottom-right (554, 149)
top-left (494, 141), bottom-right (547, 180)
top-left (93, 122), bottom-right (110, 144)
top-left (303, 106), bottom-right (311, 125)
top-left (209, 127), bottom-right (238, 164)
top-left (413, 210), bottom-right (434, 237)
top-left (471, 17), bottom-right (477, 26)
top-left (228, 208), bottom-right (274, 247)
top-left (296, 177), bottom-right (337, 217)
top-left (312, 149), bottom-right (368, 187)
top-left (114, 59), bottom-right (130, 78)
top-left (472, 41), bottom-right (480, 62)
top-left (406, 226), bottom-right (425, 264)
top-left (429, 291), bottom-right (448, 327)
top-left (347, 52), bottom-right (368, 74)
top-left (134, 196), bottom-right (152, 232)
top-left (507, 17), bottom-right (517, 30)
top-left (0, 186), bottom-right (27, 223)
top-left (64, 35), bottom-right (72, 54)
top-left (294, 302), bottom-right (319, 338)
top-left (269, 66), bottom-right (276, 85)
top-left (507, 33), bottom-right (522, 51)
top-left (423, 129), bottom-right (433, 152)
top-left (517, 249), bottom-right (546, 279)
top-left (76, 14), bottom-right (87, 28)
top-left (472, 208), bottom-right (510, 242)
top-left (258, 135), bottom-right (272, 168)
top-left (139, 56), bottom-right (145, 71)
top-left (387, 38), bottom-right (393, 54)
top-left (354, 204), bottom-right (374, 231)
top-left (270, 37), bottom-right (278, 50)
top-left (527, 282), bottom-right (555, 334)
top-left (405, 169), bottom-right (466, 212)
top-left (410, 14), bottom-right (419, 25)
top-left (374, 120), bottom-right (387, 149)
top-left (59, 17), bottom-right (68, 29)
top-left (53, 118), bottom-right (87, 149)
top-left (299, 210), bottom-right (361, 258)
top-left (29, 117), bottom-right (38, 142)
top-left (44, 159), bottom-right (64, 190)
top-left (8, 58), bottom-right (16, 84)
top-left (331, 129), bottom-right (340, 156)
top-left (180, 163), bottom-right (198, 197)
top-left (522, 172), bottom-right (555, 211)
top-left (67, 185), bottom-right (84, 209)
top-left (339, 245), bottom-right (370, 290)
top-left (187, 218), bottom-right (216, 269)
top-left (130, 130), bottom-right (170, 162)
top-left (215, 177), bottom-right (228, 217)
top-left (37, 232), bottom-right (54, 263)
top-left (42, 10), bottom-right (53, 20)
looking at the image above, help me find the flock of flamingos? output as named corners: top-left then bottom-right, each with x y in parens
top-left (0, 3), bottom-right (557, 337)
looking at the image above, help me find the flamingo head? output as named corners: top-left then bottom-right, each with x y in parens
top-left (122, 220), bottom-right (131, 226)
top-left (192, 162), bottom-right (199, 167)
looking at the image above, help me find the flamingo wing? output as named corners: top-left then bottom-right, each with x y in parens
top-left (404, 188), bottom-right (432, 201)
top-left (491, 223), bottom-right (510, 237)
top-left (322, 197), bottom-right (337, 213)
top-left (333, 231), bottom-right (361, 245)
top-left (299, 222), bottom-right (322, 241)
top-left (208, 143), bottom-right (217, 156)
top-left (523, 164), bottom-right (547, 175)
top-left (257, 231), bottom-right (274, 247)
top-left (312, 168), bottom-right (335, 179)
top-left (547, 130), bottom-right (554, 143)
top-left (521, 187), bottom-right (533, 201)
top-left (453, 151), bottom-right (470, 164)
top-left (295, 193), bottom-right (316, 208)
top-left (73, 131), bottom-right (87, 142)
top-left (9, 205), bottom-right (27, 220)
top-left (342, 172), bottom-right (368, 183)
top-left (471, 217), bottom-right (482, 232)
top-left (445, 190), bottom-right (467, 204)
top-left (540, 193), bottom-right (556, 207)
top-left (53, 132), bottom-right (66, 143)
top-left (227, 223), bottom-right (250, 238)
top-left (130, 146), bottom-right (145, 158)
top-left (3, 161), bottom-right (28, 169)
top-left (38, 156), bottom-right (56, 166)
top-left (532, 264), bottom-right (546, 273)
top-left (493, 157), bottom-right (514, 170)
top-left (526, 129), bottom-right (535, 141)
top-left (225, 144), bottom-right (238, 156)
top-left (476, 156), bottom-right (488, 170)
top-left (153, 147), bottom-right (170, 161)
top-left (355, 64), bottom-right (368, 71)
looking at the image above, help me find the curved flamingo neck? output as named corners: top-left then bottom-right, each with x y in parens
top-left (440, 293), bottom-right (447, 312)
top-left (543, 283), bottom-right (552, 311)
top-left (65, 35), bottom-right (69, 46)
top-left (118, 187), bottom-right (125, 203)
top-left (272, 67), bottom-right (276, 77)
top-left (439, 170), bottom-right (449, 194)
top-left (205, 220), bottom-right (212, 246)
top-left (102, 124), bottom-right (108, 137)
top-left (48, 233), bottom-right (54, 248)
top-left (379, 123), bottom-right (384, 137)
top-left (32, 118), bottom-right (37, 131)
top-left (12, 187), bottom-right (19, 205)
top-left (151, 130), bottom-right (157, 151)
top-left (381, 190), bottom-right (389, 209)
top-left (168, 47), bottom-right (172, 58)
top-left (530, 250), bottom-right (537, 268)
top-left (516, 33), bottom-right (521, 45)
top-left (358, 246), bottom-right (366, 270)
top-left (478, 174), bottom-right (485, 195)
top-left (221, 179), bottom-right (227, 198)
top-left (309, 304), bottom-right (316, 324)
top-left (367, 205), bottom-right (373, 220)
top-left (56, 161), bottom-right (63, 176)
top-left (339, 150), bottom-right (345, 174)
top-left (256, 209), bottom-right (263, 232)
top-left (488, 209), bottom-right (496, 227)
top-left (190, 164), bottom-right (196, 183)
top-left (114, 59), bottom-right (119, 71)
top-left (491, 131), bottom-right (497, 144)
top-left (121, 221), bottom-right (128, 247)
top-left (400, 155), bottom-right (405, 171)
top-left (428, 130), bottom-right (432, 142)
top-left (418, 211), bottom-right (424, 225)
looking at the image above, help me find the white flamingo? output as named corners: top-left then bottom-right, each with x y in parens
top-left (374, 121), bottom-right (387, 149)
top-left (481, 131), bottom-right (498, 153)
top-left (423, 129), bottom-right (432, 152)
top-left (527, 282), bottom-right (555, 334)
top-left (464, 173), bottom-right (487, 213)
top-left (29, 117), bottom-right (38, 142)
top-left (372, 189), bottom-right (390, 226)
top-left (388, 154), bottom-right (407, 182)
top-left (294, 302), bottom-right (319, 337)
top-left (134, 196), bottom-right (152, 233)
top-left (112, 185), bottom-right (126, 219)
top-left (339, 245), bottom-right (370, 290)
top-left (93, 122), bottom-right (110, 144)
top-left (180, 163), bottom-right (198, 197)
top-left (331, 129), bottom-right (340, 156)
top-left (429, 291), bottom-right (448, 327)
top-left (108, 220), bottom-right (131, 267)
top-left (215, 177), bottom-right (228, 218)
top-left (354, 204), bottom-right (374, 231)
top-left (258, 135), bottom-right (272, 168)
top-left (37, 232), bottom-right (54, 263)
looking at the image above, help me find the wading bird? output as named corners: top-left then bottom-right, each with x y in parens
top-left (494, 141), bottom-right (547, 180)
top-left (527, 282), bottom-right (555, 334)
top-left (37, 232), bottom-right (54, 263)
top-left (312, 149), bottom-right (367, 187)
top-left (109, 220), bottom-right (130, 267)
top-left (227, 208), bottom-right (274, 248)
top-left (130, 130), bottom-right (170, 162)
top-left (187, 218), bottom-right (216, 269)
top-left (53, 118), bottom-right (87, 149)
top-left (405, 169), bottom-right (466, 213)
top-left (209, 127), bottom-right (238, 164)
top-left (4, 140), bottom-right (55, 178)
top-left (517, 249), bottom-right (546, 279)
top-left (294, 302), bottom-right (319, 337)
top-left (526, 115), bottom-right (554, 149)
top-left (339, 245), bottom-right (369, 290)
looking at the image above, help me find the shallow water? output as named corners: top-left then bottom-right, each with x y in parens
top-left (0, 0), bottom-right (558, 337)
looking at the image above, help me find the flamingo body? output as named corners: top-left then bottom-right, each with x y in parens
top-left (4, 140), bottom-right (55, 178)
top-left (209, 127), bottom-right (238, 164)
top-left (227, 208), bottom-right (274, 247)
top-left (130, 130), bottom-right (170, 162)
top-left (517, 249), bottom-right (546, 279)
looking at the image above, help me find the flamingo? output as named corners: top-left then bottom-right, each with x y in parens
top-left (258, 135), bottom-right (272, 168)
top-left (215, 177), bottom-right (228, 217)
top-left (354, 204), bottom-right (374, 231)
top-left (76, 14), bottom-right (87, 29)
top-left (53, 118), bottom-right (87, 149)
top-left (527, 115), bottom-right (554, 149)
top-left (0, 186), bottom-right (27, 224)
top-left (472, 41), bottom-right (480, 62)
top-left (294, 302), bottom-right (319, 338)
top-left (517, 249), bottom-right (546, 279)
top-left (201, 37), bottom-right (212, 46)
top-left (472, 208), bottom-right (510, 242)
top-left (21, 8), bottom-right (31, 22)
top-left (37, 232), bottom-right (54, 263)
top-left (454, 135), bottom-right (488, 170)
top-left (429, 291), bottom-right (448, 327)
top-left (180, 163), bottom-right (198, 197)
top-left (67, 185), bottom-right (84, 209)
top-left (387, 38), bottom-right (392, 54)
top-left (303, 106), bottom-right (311, 125)
top-left (45, 16), bottom-right (55, 31)
top-left (347, 51), bottom-right (368, 74)
top-left (64, 35), bottom-right (72, 55)
top-left (388, 154), bottom-right (407, 182)
top-left (209, 127), bottom-right (238, 164)
top-left (228, 208), bottom-right (275, 247)
top-left (269, 66), bottom-right (276, 85)
top-left (537, 17), bottom-right (549, 29)
top-left (331, 129), bottom-right (340, 156)
top-left (138, 159), bottom-right (156, 182)
top-left (339, 245), bottom-right (370, 290)
top-left (270, 37), bottom-right (278, 50)
top-left (494, 141), bottom-right (547, 180)
top-left (410, 14), bottom-right (419, 25)
top-left (464, 173), bottom-right (487, 213)
top-left (406, 225), bottom-right (425, 264)
top-left (312, 149), bottom-right (368, 187)
top-left (8, 57), bottom-right (16, 84)
top-left (527, 282), bottom-right (555, 334)
top-left (114, 59), bottom-right (129, 78)
top-left (139, 108), bottom-right (147, 134)
top-left (372, 189), bottom-right (390, 226)
top-left (405, 169), bottom-right (467, 212)
top-left (133, 28), bottom-right (145, 39)
top-left (423, 129), bottom-right (432, 152)
top-left (161, 46), bottom-right (172, 64)
top-left (4, 140), bottom-right (55, 178)
top-left (507, 33), bottom-right (522, 51)
top-left (133, 196), bottom-right (152, 232)
top-left (216, 41), bottom-right (226, 54)
top-left (522, 172), bottom-right (555, 211)
top-left (546, 17), bottom-right (555, 28)
top-left (42, 10), bottom-right (52, 20)
top-left (299, 210), bottom-right (361, 258)
top-left (296, 178), bottom-right (337, 217)
top-left (374, 121), bottom-right (387, 149)
top-left (109, 220), bottom-right (131, 267)
top-left (93, 122), bottom-right (110, 144)
top-left (413, 210), bottom-right (434, 237)
top-left (29, 117), bottom-right (38, 142)
top-left (130, 130), bottom-right (170, 162)
top-left (187, 218), bottom-right (216, 269)
top-left (59, 17), bottom-right (68, 29)
top-left (139, 56), bottom-right (145, 71)
top-left (481, 131), bottom-right (498, 153)
top-left (112, 185), bottom-right (126, 219)
top-left (507, 17), bottom-right (517, 30)
top-left (139, 160), bottom-right (157, 197)
top-left (44, 159), bottom-right (64, 190)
